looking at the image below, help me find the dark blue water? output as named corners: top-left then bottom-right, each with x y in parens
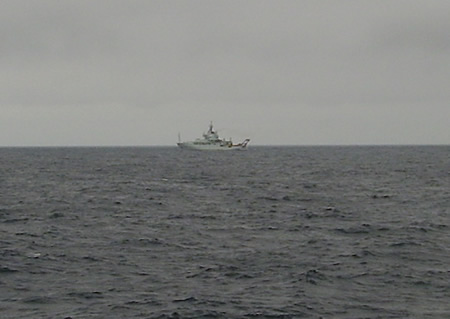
top-left (1, 146), bottom-right (449, 318)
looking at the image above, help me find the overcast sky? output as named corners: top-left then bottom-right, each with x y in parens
top-left (0, 0), bottom-right (449, 146)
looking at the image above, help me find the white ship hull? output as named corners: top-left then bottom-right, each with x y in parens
top-left (177, 142), bottom-right (248, 151)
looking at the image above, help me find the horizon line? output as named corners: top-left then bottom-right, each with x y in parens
top-left (1, 143), bottom-right (448, 148)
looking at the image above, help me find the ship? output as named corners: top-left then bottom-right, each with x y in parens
top-left (177, 122), bottom-right (250, 151)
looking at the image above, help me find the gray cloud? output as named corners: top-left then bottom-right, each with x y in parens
top-left (0, 0), bottom-right (449, 145)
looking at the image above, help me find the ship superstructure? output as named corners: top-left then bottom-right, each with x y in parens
top-left (177, 122), bottom-right (249, 151)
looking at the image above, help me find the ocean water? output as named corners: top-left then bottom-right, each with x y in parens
top-left (0, 146), bottom-right (449, 319)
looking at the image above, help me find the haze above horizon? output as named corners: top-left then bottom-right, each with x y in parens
top-left (1, 1), bottom-right (449, 147)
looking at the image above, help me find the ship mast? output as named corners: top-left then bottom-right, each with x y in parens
top-left (209, 121), bottom-right (213, 133)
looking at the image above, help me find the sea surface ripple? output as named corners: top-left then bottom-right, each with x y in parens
top-left (0, 146), bottom-right (449, 318)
